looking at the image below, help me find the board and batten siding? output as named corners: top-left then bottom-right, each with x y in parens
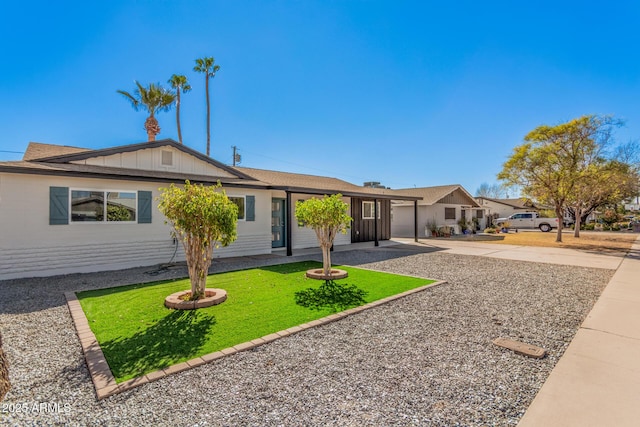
top-left (70, 146), bottom-right (237, 178)
top-left (351, 198), bottom-right (391, 242)
top-left (0, 173), bottom-right (271, 280)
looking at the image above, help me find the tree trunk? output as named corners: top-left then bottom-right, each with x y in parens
top-left (322, 244), bottom-right (332, 276)
top-left (574, 206), bottom-right (582, 238)
top-left (555, 207), bottom-right (564, 243)
top-left (181, 233), bottom-right (213, 300)
top-left (0, 331), bottom-right (10, 402)
top-left (205, 75), bottom-right (210, 156)
top-left (176, 89), bottom-right (182, 144)
top-left (145, 115), bottom-right (160, 142)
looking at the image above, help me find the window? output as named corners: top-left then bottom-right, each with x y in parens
top-left (229, 196), bottom-right (245, 220)
top-left (71, 190), bottom-right (136, 222)
top-left (444, 207), bottom-right (456, 220)
top-left (362, 201), bottom-right (381, 219)
top-left (477, 210), bottom-right (484, 219)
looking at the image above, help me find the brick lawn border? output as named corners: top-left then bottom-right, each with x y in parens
top-left (65, 279), bottom-right (447, 400)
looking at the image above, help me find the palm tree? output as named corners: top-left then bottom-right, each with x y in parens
top-left (117, 81), bottom-right (176, 142)
top-left (168, 74), bottom-right (192, 144)
top-left (193, 57), bottom-right (220, 156)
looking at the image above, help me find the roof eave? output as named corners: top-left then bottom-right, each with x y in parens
top-left (273, 185), bottom-right (421, 201)
top-left (0, 164), bottom-right (268, 189)
top-left (29, 139), bottom-right (254, 181)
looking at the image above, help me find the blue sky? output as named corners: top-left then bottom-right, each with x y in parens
top-left (2, 1), bottom-right (639, 194)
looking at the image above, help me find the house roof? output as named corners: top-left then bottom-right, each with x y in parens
top-left (476, 196), bottom-right (537, 210)
top-left (0, 160), bottom-right (267, 188)
top-left (1, 140), bottom-right (420, 200)
top-left (235, 167), bottom-right (420, 200)
top-left (0, 139), bottom-right (260, 186)
top-left (393, 184), bottom-right (480, 207)
top-left (27, 138), bottom-right (254, 180)
top-left (23, 142), bottom-right (90, 161)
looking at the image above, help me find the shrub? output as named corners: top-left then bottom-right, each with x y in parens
top-left (602, 209), bottom-right (621, 226)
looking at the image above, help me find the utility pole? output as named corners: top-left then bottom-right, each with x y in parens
top-left (232, 146), bottom-right (241, 166)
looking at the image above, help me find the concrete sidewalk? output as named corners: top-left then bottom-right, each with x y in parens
top-left (392, 237), bottom-right (625, 269)
top-left (517, 235), bottom-right (640, 426)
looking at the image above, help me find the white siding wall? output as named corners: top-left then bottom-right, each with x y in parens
top-left (288, 194), bottom-right (351, 249)
top-left (479, 199), bottom-right (524, 219)
top-left (0, 173), bottom-right (271, 279)
top-left (391, 203), bottom-right (464, 237)
top-left (269, 193), bottom-right (351, 250)
top-left (73, 146), bottom-right (236, 178)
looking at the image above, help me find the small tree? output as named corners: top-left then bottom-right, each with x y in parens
top-left (158, 181), bottom-right (238, 300)
top-left (295, 194), bottom-right (352, 276)
top-left (499, 115), bottom-right (622, 243)
top-left (475, 182), bottom-right (507, 198)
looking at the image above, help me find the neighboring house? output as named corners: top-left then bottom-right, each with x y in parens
top-left (475, 197), bottom-right (582, 226)
top-left (0, 139), bottom-right (420, 280)
top-left (624, 196), bottom-right (640, 211)
top-left (391, 185), bottom-right (483, 237)
top-left (475, 197), bottom-right (539, 223)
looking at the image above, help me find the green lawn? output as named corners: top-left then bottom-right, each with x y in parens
top-left (77, 261), bottom-right (434, 382)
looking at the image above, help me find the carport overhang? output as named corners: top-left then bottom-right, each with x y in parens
top-left (268, 185), bottom-right (422, 256)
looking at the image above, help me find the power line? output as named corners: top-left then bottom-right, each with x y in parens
top-left (240, 149), bottom-right (381, 184)
top-left (231, 146), bottom-right (241, 166)
top-left (240, 149), bottom-right (420, 188)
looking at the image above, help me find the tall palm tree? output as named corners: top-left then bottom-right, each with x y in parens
top-left (117, 81), bottom-right (176, 142)
top-left (193, 57), bottom-right (220, 156)
top-left (168, 74), bottom-right (192, 144)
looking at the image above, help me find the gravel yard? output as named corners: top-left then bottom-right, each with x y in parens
top-left (0, 246), bottom-right (612, 426)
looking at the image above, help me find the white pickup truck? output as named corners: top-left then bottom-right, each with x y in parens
top-left (495, 212), bottom-right (559, 232)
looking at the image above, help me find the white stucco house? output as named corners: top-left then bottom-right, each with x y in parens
top-left (0, 139), bottom-right (420, 280)
top-left (391, 185), bottom-right (484, 237)
top-left (474, 197), bottom-right (539, 222)
top-left (624, 196), bottom-right (640, 211)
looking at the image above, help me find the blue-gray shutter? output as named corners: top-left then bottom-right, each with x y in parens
top-left (246, 195), bottom-right (255, 221)
top-left (49, 187), bottom-right (69, 225)
top-left (138, 191), bottom-right (152, 223)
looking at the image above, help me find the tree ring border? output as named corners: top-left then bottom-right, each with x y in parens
top-left (165, 288), bottom-right (227, 310)
top-left (305, 269), bottom-right (349, 280)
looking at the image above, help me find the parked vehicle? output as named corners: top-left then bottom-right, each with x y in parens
top-left (495, 212), bottom-right (559, 232)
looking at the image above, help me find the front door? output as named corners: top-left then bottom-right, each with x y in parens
top-left (271, 198), bottom-right (286, 248)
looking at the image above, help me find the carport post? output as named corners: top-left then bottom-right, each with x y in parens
top-left (374, 198), bottom-right (379, 247)
top-left (414, 200), bottom-right (419, 242)
top-left (286, 191), bottom-right (293, 256)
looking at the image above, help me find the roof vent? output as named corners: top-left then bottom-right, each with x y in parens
top-left (161, 150), bottom-right (173, 166)
top-left (363, 181), bottom-right (386, 188)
